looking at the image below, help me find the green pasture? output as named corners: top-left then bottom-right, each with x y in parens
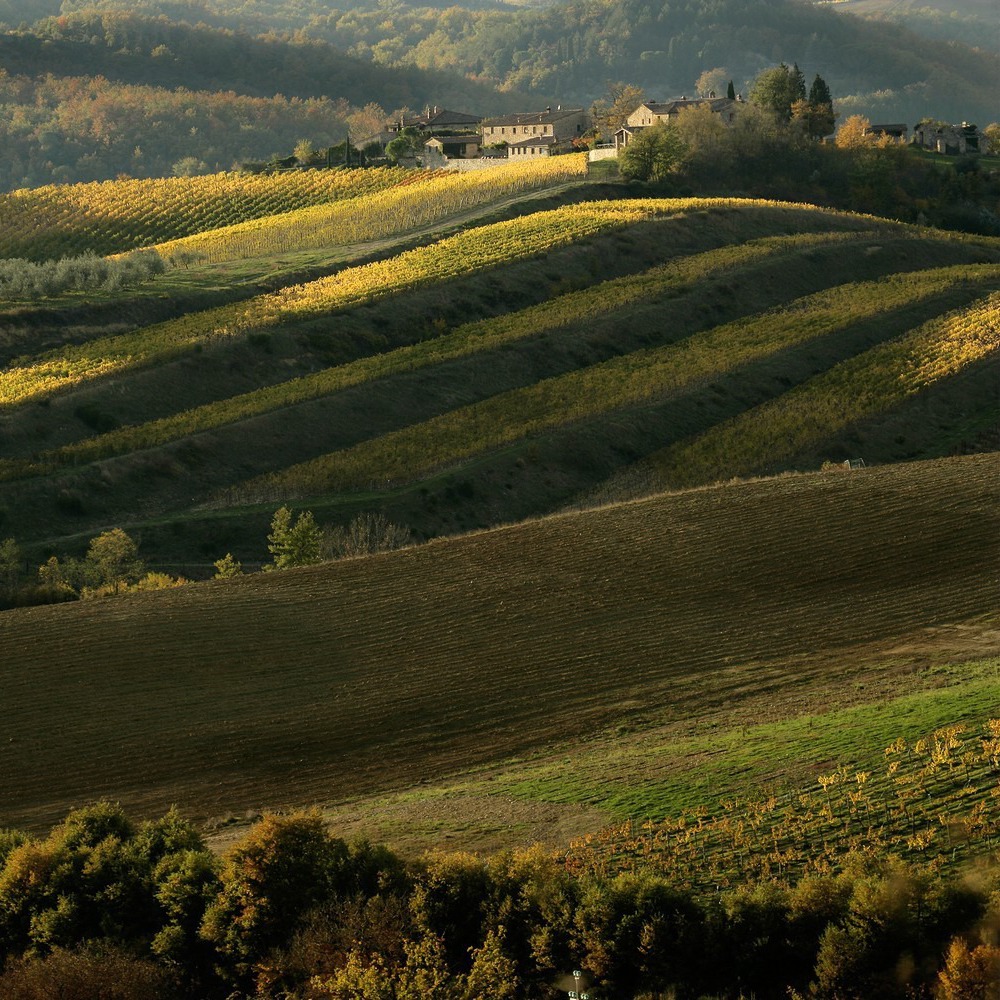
top-left (485, 662), bottom-right (1000, 819)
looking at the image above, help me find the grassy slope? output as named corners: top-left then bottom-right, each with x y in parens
top-left (0, 454), bottom-right (996, 852)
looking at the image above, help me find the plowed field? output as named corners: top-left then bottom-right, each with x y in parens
top-left (1, 453), bottom-right (995, 838)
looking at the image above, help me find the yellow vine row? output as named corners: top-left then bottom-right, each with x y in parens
top-left (652, 289), bottom-right (1000, 488)
top-left (231, 264), bottom-right (997, 502)
top-left (20, 229), bottom-right (872, 475)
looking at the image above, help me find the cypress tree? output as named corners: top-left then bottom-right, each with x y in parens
top-left (791, 62), bottom-right (807, 101)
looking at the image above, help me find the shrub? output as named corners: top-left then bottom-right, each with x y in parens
top-left (0, 946), bottom-right (175, 1000)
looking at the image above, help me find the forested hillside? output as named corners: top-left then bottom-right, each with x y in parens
top-left (831, 0), bottom-right (1000, 54)
top-left (9, 0), bottom-right (999, 126)
top-left (0, 12), bottom-right (532, 190)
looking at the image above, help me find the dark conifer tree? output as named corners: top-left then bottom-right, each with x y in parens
top-left (809, 74), bottom-right (832, 106)
top-left (791, 62), bottom-right (807, 101)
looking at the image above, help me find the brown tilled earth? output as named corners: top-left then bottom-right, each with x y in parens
top-left (1, 453), bottom-right (997, 848)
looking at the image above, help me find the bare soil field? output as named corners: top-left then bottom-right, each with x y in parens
top-left (1, 453), bottom-right (995, 845)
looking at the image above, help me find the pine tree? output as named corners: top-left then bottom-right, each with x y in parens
top-left (809, 73), bottom-right (832, 107)
top-left (791, 62), bottom-right (807, 101)
top-left (266, 507), bottom-right (322, 570)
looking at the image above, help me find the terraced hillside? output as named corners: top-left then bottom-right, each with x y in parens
top-left (0, 453), bottom-right (995, 843)
top-left (0, 166), bottom-right (997, 569)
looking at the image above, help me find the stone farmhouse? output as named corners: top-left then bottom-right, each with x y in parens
top-left (911, 121), bottom-right (983, 155)
top-left (378, 103), bottom-right (589, 166)
top-left (382, 106), bottom-right (486, 166)
top-left (480, 107), bottom-right (588, 158)
top-left (615, 96), bottom-right (742, 148)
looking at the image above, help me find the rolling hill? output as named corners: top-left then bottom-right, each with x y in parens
top-left (0, 162), bottom-right (997, 571)
top-left (0, 452), bottom-right (996, 850)
top-left (827, 0), bottom-right (1000, 55)
top-left (0, 157), bottom-right (997, 860)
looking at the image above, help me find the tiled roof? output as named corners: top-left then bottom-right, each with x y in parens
top-left (507, 134), bottom-right (559, 149)
top-left (426, 134), bottom-right (482, 145)
top-left (641, 97), bottom-right (739, 115)
top-left (484, 108), bottom-right (584, 126)
top-left (392, 108), bottom-right (482, 129)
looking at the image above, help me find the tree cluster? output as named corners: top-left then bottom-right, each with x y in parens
top-left (0, 804), bottom-right (997, 999)
top-left (747, 63), bottom-right (836, 140)
top-left (27, 528), bottom-right (187, 604)
top-left (0, 529), bottom-right (179, 608)
top-left (260, 507), bottom-right (412, 572)
top-left (612, 67), bottom-right (1000, 235)
top-left (0, 507), bottom-right (411, 609)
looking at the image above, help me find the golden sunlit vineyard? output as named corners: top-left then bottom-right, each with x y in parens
top-left (233, 263), bottom-right (999, 502)
top-left (2, 178), bottom-right (998, 588)
top-left (149, 155), bottom-right (591, 263)
top-left (650, 290), bottom-right (1000, 488)
top-left (565, 714), bottom-right (1000, 893)
top-left (0, 167), bottom-right (412, 261)
top-left (0, 199), bottom-right (673, 412)
top-left (0, 301), bottom-right (231, 408)
top-left (12, 229), bottom-right (876, 476)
